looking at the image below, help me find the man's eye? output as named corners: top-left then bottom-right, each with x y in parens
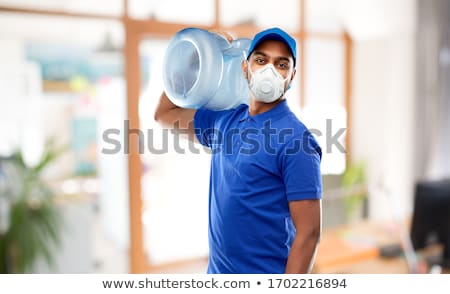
top-left (255, 58), bottom-right (265, 64)
top-left (278, 63), bottom-right (288, 69)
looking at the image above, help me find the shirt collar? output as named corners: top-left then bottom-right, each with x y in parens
top-left (239, 99), bottom-right (290, 124)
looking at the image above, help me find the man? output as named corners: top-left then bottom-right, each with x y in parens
top-left (154, 27), bottom-right (322, 274)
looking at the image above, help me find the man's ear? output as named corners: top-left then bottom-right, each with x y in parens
top-left (290, 68), bottom-right (297, 83)
top-left (286, 68), bottom-right (296, 90)
top-left (242, 60), bottom-right (249, 80)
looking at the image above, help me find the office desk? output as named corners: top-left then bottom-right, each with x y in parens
top-left (313, 220), bottom-right (449, 274)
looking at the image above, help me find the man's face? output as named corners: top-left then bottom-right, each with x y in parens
top-left (243, 40), bottom-right (296, 83)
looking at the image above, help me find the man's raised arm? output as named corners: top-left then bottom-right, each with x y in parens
top-left (154, 91), bottom-right (197, 141)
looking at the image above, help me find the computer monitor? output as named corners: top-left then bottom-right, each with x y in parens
top-left (410, 179), bottom-right (450, 268)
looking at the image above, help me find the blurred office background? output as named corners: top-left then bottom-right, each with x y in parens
top-left (0, 0), bottom-right (449, 274)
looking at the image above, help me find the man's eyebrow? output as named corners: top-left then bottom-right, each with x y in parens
top-left (253, 51), bottom-right (268, 57)
top-left (252, 51), bottom-right (291, 63)
top-left (253, 51), bottom-right (291, 62)
top-left (277, 56), bottom-right (291, 63)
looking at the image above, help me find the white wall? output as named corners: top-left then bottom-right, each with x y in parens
top-left (345, 0), bottom-right (417, 220)
top-left (0, 13), bottom-right (123, 50)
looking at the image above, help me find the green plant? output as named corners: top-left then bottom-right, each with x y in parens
top-left (0, 140), bottom-right (65, 273)
top-left (341, 161), bottom-right (367, 222)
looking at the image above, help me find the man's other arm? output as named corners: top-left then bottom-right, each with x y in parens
top-left (285, 199), bottom-right (322, 274)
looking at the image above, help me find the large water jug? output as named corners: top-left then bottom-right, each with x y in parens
top-left (162, 28), bottom-right (251, 110)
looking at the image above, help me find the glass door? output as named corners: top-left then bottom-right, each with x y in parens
top-left (138, 37), bottom-right (210, 271)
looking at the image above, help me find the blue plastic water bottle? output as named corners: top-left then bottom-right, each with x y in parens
top-left (162, 28), bottom-right (250, 110)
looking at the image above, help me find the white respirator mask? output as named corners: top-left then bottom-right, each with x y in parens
top-left (248, 63), bottom-right (290, 103)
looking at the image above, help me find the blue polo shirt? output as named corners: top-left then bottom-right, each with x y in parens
top-left (194, 100), bottom-right (322, 274)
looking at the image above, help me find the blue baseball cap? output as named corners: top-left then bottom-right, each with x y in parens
top-left (247, 27), bottom-right (297, 66)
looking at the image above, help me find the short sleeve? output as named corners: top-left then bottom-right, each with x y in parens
top-left (193, 108), bottom-right (220, 147)
top-left (281, 132), bottom-right (323, 201)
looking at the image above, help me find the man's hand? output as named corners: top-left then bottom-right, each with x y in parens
top-left (209, 29), bottom-right (236, 43)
